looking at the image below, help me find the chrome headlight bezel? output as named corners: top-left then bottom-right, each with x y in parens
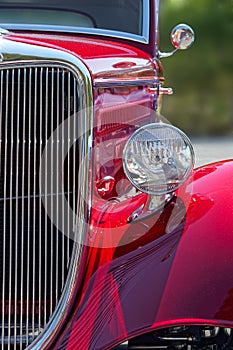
top-left (123, 123), bottom-right (195, 195)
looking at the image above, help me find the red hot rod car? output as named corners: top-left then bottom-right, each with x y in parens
top-left (0, 0), bottom-right (233, 349)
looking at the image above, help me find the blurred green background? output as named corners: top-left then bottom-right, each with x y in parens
top-left (159, 0), bottom-right (233, 136)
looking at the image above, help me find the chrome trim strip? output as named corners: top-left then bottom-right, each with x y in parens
top-left (0, 37), bottom-right (93, 350)
top-left (155, 0), bottom-right (160, 57)
top-left (142, 0), bottom-right (150, 44)
top-left (0, 0), bottom-right (150, 44)
top-left (0, 70), bottom-right (2, 349)
top-left (0, 24), bottom-right (149, 43)
top-left (94, 79), bottom-right (160, 88)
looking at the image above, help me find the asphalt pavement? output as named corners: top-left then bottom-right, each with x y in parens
top-left (192, 137), bottom-right (233, 168)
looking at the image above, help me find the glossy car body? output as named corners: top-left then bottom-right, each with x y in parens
top-left (0, 1), bottom-right (233, 349)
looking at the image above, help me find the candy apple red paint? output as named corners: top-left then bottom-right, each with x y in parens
top-left (0, 1), bottom-right (232, 349)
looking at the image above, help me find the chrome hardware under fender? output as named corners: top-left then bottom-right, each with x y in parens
top-left (147, 86), bottom-right (173, 95)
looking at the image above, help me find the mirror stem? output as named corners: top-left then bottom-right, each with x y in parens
top-left (159, 49), bottom-right (178, 59)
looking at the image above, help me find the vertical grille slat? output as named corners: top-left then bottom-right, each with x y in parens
top-left (73, 77), bottom-right (77, 239)
top-left (61, 70), bottom-right (65, 291)
top-left (55, 68), bottom-right (59, 307)
top-left (50, 68), bottom-right (54, 318)
top-left (8, 69), bottom-right (14, 350)
top-left (2, 69), bottom-right (9, 350)
top-left (67, 71), bottom-right (71, 269)
top-left (0, 64), bottom-right (80, 349)
top-left (32, 67), bottom-right (37, 342)
top-left (14, 69), bottom-right (20, 350)
top-left (43, 67), bottom-right (48, 328)
top-left (20, 68), bottom-right (26, 350)
top-left (26, 67), bottom-right (32, 347)
top-left (38, 67), bottom-right (43, 333)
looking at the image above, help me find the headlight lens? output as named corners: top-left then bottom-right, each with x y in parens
top-left (123, 123), bottom-right (194, 195)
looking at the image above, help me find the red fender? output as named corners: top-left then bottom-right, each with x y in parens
top-left (54, 160), bottom-right (233, 350)
top-left (156, 160), bottom-right (233, 327)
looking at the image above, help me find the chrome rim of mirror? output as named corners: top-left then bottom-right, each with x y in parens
top-left (171, 23), bottom-right (195, 50)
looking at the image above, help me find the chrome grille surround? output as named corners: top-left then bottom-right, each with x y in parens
top-left (0, 36), bottom-right (93, 349)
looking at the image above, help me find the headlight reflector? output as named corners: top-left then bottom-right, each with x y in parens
top-left (123, 123), bottom-right (194, 195)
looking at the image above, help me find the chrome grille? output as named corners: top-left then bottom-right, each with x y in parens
top-left (0, 65), bottom-right (80, 349)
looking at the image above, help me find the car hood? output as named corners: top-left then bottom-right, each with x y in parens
top-left (4, 32), bottom-right (157, 82)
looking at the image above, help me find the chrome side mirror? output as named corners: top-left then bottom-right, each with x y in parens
top-left (159, 24), bottom-right (195, 59)
top-left (171, 24), bottom-right (195, 50)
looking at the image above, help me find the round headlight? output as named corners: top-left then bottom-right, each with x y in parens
top-left (123, 123), bottom-right (194, 195)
